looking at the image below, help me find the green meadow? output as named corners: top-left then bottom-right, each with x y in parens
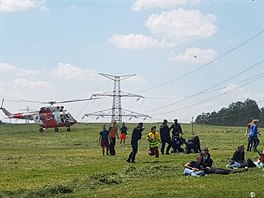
top-left (0, 123), bottom-right (263, 198)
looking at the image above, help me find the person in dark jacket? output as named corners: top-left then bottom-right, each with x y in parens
top-left (126, 122), bottom-right (144, 163)
top-left (171, 134), bottom-right (186, 153)
top-left (159, 119), bottom-right (171, 154)
top-left (169, 119), bottom-right (183, 137)
top-left (186, 136), bottom-right (201, 154)
top-left (200, 147), bottom-right (213, 168)
top-left (226, 144), bottom-right (247, 168)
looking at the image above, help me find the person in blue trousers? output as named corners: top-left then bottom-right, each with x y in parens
top-left (183, 155), bottom-right (206, 177)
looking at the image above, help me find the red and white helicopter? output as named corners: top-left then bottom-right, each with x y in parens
top-left (0, 98), bottom-right (96, 132)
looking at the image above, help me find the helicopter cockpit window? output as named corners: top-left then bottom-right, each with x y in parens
top-left (66, 113), bottom-right (73, 119)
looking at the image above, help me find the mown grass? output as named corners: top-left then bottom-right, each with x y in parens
top-left (0, 123), bottom-right (263, 198)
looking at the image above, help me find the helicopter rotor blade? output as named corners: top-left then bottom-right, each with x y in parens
top-left (56, 97), bottom-right (100, 104)
top-left (20, 97), bottom-right (100, 105)
top-left (20, 100), bottom-right (48, 104)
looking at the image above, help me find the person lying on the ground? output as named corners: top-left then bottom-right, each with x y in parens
top-left (203, 166), bottom-right (248, 174)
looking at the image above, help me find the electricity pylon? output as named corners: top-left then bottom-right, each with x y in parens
top-left (83, 73), bottom-right (151, 123)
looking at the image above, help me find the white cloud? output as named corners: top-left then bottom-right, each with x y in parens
top-left (132, 0), bottom-right (200, 11)
top-left (169, 48), bottom-right (217, 63)
top-left (145, 9), bottom-right (217, 46)
top-left (110, 9), bottom-right (217, 49)
top-left (19, 68), bottom-right (40, 76)
top-left (109, 34), bottom-right (158, 49)
top-left (0, 0), bottom-right (47, 12)
top-left (0, 63), bottom-right (16, 71)
top-left (53, 63), bottom-right (99, 81)
top-left (0, 62), bottom-right (40, 77)
top-left (14, 78), bottom-right (49, 89)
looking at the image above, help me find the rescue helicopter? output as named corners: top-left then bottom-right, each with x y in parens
top-left (0, 98), bottom-right (96, 132)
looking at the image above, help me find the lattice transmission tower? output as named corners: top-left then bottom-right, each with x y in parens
top-left (82, 73), bottom-right (150, 123)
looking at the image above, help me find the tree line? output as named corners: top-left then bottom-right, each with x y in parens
top-left (195, 98), bottom-right (264, 127)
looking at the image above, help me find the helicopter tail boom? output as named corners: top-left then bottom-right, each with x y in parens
top-left (0, 99), bottom-right (37, 120)
top-left (0, 99), bottom-right (12, 117)
top-left (1, 107), bottom-right (13, 117)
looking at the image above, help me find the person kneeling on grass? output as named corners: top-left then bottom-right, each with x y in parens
top-left (183, 154), bottom-right (206, 177)
top-left (147, 126), bottom-right (160, 162)
top-left (185, 136), bottom-right (201, 154)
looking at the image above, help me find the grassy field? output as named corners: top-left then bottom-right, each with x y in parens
top-left (0, 123), bottom-right (263, 198)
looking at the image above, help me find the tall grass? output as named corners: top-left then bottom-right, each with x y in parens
top-left (0, 123), bottom-right (263, 198)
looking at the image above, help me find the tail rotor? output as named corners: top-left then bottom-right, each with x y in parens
top-left (0, 99), bottom-right (4, 109)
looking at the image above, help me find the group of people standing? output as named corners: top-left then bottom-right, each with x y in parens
top-left (126, 121), bottom-right (185, 163)
top-left (98, 121), bottom-right (128, 156)
top-left (99, 119), bottom-right (201, 163)
top-left (98, 118), bottom-right (263, 174)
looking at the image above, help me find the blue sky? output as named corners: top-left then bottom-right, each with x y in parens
top-left (0, 0), bottom-right (263, 123)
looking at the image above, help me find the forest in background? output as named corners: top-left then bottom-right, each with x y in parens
top-left (195, 98), bottom-right (264, 127)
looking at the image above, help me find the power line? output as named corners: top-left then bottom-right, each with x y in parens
top-left (137, 29), bottom-right (264, 93)
top-left (150, 72), bottom-right (264, 117)
top-left (146, 59), bottom-right (264, 113)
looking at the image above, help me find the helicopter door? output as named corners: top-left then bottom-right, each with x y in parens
top-left (34, 115), bottom-right (43, 125)
top-left (54, 112), bottom-right (66, 123)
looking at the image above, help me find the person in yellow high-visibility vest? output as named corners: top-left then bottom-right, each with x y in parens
top-left (147, 126), bottom-right (160, 162)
